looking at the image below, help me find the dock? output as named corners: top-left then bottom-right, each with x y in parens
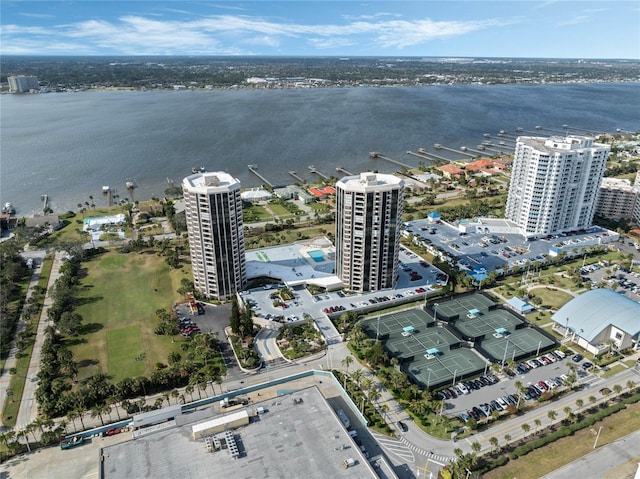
top-left (335, 166), bottom-right (353, 175)
top-left (412, 149), bottom-right (455, 163)
top-left (371, 154), bottom-right (414, 170)
top-left (41, 194), bottom-right (49, 211)
top-left (248, 165), bottom-right (273, 188)
top-left (288, 171), bottom-right (305, 183)
top-left (308, 165), bottom-right (329, 180)
top-left (434, 143), bottom-right (476, 159)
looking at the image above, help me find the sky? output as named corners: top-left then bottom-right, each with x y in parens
top-left (1, 1), bottom-right (639, 59)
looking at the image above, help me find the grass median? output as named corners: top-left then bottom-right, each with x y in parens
top-left (483, 401), bottom-right (640, 479)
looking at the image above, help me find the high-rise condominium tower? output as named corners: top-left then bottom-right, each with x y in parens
top-left (183, 172), bottom-right (246, 300)
top-left (505, 136), bottom-right (609, 237)
top-left (335, 172), bottom-right (404, 292)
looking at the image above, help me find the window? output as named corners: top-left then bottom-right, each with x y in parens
top-left (614, 332), bottom-right (623, 340)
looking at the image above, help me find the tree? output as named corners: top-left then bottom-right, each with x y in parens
top-left (612, 384), bottom-right (623, 398)
top-left (521, 423), bottom-right (531, 439)
top-left (504, 434), bottom-right (511, 445)
top-left (471, 441), bottom-right (481, 454)
top-left (489, 436), bottom-right (499, 452)
top-left (341, 355), bottom-right (353, 373)
top-left (589, 395), bottom-right (597, 408)
top-left (547, 410), bottom-right (558, 423)
top-left (576, 398), bottom-right (584, 411)
top-left (534, 418), bottom-right (542, 434)
top-left (627, 380), bottom-right (636, 393)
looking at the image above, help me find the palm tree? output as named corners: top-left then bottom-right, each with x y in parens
top-left (67, 411), bottom-right (79, 433)
top-left (521, 423), bottom-right (531, 439)
top-left (589, 395), bottom-right (597, 409)
top-left (380, 404), bottom-right (389, 423)
top-left (534, 418), bottom-right (541, 434)
top-left (186, 384), bottom-right (195, 402)
top-left (627, 380), bottom-right (636, 393)
top-left (350, 369), bottom-right (363, 388)
top-left (91, 405), bottom-right (106, 426)
top-left (471, 441), bottom-right (481, 454)
top-left (341, 356), bottom-right (353, 373)
top-left (563, 406), bottom-right (572, 418)
top-left (489, 436), bottom-right (499, 453)
top-left (612, 384), bottom-right (623, 398)
top-left (504, 434), bottom-right (511, 445)
top-left (547, 410), bottom-right (558, 423)
top-left (576, 398), bottom-right (584, 411)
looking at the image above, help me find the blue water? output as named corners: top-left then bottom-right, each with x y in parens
top-left (1, 83), bottom-right (638, 215)
top-left (308, 250), bottom-right (325, 262)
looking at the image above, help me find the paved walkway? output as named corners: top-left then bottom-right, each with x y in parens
top-left (0, 255), bottom-right (45, 427)
top-left (15, 252), bottom-right (67, 429)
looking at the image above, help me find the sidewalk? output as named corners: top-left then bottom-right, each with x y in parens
top-left (0, 259), bottom-right (44, 427)
top-left (14, 252), bottom-right (67, 428)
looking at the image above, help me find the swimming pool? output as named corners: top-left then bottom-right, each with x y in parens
top-left (308, 250), bottom-right (325, 262)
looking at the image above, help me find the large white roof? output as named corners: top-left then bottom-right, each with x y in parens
top-left (552, 289), bottom-right (640, 341)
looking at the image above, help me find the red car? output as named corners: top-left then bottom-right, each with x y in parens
top-left (538, 381), bottom-right (549, 391)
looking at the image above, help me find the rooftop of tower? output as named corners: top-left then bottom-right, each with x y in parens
top-left (517, 135), bottom-right (609, 153)
top-left (337, 172), bottom-right (403, 192)
top-left (182, 171), bottom-right (240, 192)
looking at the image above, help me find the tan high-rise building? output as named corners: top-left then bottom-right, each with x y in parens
top-left (335, 172), bottom-right (403, 292)
top-left (183, 172), bottom-right (246, 300)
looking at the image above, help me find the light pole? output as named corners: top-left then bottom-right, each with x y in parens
top-left (502, 338), bottom-right (510, 367)
top-left (593, 425), bottom-right (603, 449)
top-left (452, 369), bottom-right (458, 387)
top-left (433, 303), bottom-right (439, 322)
top-left (536, 340), bottom-right (542, 357)
top-left (376, 315), bottom-right (381, 340)
top-left (427, 368), bottom-right (432, 389)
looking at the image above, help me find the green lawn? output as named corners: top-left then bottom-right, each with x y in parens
top-left (70, 251), bottom-right (188, 381)
top-left (107, 326), bottom-right (145, 381)
top-left (527, 287), bottom-right (574, 309)
top-left (268, 202), bottom-right (295, 218)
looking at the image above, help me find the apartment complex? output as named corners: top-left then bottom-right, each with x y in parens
top-left (335, 172), bottom-right (403, 292)
top-left (183, 172), bottom-right (246, 300)
top-left (595, 174), bottom-right (640, 225)
top-left (505, 135), bottom-right (609, 237)
top-left (8, 75), bottom-right (39, 92)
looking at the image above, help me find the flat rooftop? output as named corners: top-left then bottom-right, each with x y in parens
top-left (101, 386), bottom-right (377, 479)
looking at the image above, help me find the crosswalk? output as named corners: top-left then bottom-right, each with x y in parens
top-left (371, 431), bottom-right (454, 466)
top-left (398, 436), bottom-right (453, 465)
top-left (372, 431), bottom-right (415, 463)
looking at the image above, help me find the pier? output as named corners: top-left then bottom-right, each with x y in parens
top-left (308, 165), bottom-right (329, 180)
top-left (335, 166), bottom-right (353, 175)
top-left (434, 143), bottom-right (477, 159)
top-left (413, 149), bottom-right (458, 163)
top-left (248, 164), bottom-right (273, 188)
top-left (371, 154), bottom-right (414, 170)
top-left (41, 194), bottom-right (49, 211)
top-left (288, 171), bottom-right (305, 183)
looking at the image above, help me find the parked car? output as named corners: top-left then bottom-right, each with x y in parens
top-left (572, 354), bottom-right (584, 363)
top-left (582, 362), bottom-right (594, 370)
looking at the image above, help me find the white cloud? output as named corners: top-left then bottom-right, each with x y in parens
top-left (2, 13), bottom-right (511, 55)
top-left (555, 15), bottom-right (591, 27)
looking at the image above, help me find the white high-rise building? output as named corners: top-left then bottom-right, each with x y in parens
top-left (335, 172), bottom-right (403, 292)
top-left (505, 136), bottom-right (609, 237)
top-left (8, 75), bottom-right (39, 93)
top-left (183, 172), bottom-right (246, 300)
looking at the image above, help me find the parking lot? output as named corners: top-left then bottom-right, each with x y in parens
top-left (404, 218), bottom-right (620, 275)
top-left (444, 351), bottom-right (599, 421)
top-left (580, 261), bottom-right (640, 303)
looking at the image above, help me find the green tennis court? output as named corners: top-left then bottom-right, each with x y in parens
top-left (479, 328), bottom-right (556, 363)
top-left (453, 308), bottom-right (523, 341)
top-left (361, 308), bottom-right (487, 388)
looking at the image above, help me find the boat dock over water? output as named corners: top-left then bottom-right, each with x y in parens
top-left (288, 171), bottom-right (305, 183)
top-left (434, 143), bottom-right (477, 158)
top-left (248, 165), bottom-right (273, 188)
top-left (335, 166), bottom-right (353, 176)
top-left (308, 165), bottom-right (329, 180)
top-left (370, 154), bottom-right (413, 170)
